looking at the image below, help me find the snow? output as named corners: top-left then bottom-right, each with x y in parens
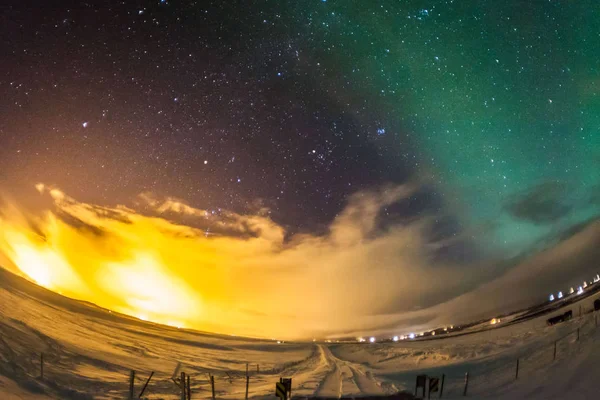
top-left (2, 267), bottom-right (600, 399)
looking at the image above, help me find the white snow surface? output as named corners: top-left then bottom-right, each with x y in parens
top-left (1, 268), bottom-right (600, 399)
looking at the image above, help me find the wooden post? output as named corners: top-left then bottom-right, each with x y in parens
top-left (210, 375), bottom-right (215, 400)
top-left (553, 341), bottom-right (557, 361)
top-left (40, 353), bottom-right (44, 380)
top-left (139, 371), bottom-right (154, 398)
top-left (428, 376), bottom-right (431, 400)
top-left (463, 372), bottom-right (469, 396)
top-left (577, 327), bottom-right (580, 342)
top-left (245, 375), bottom-right (249, 400)
top-left (515, 358), bottom-right (519, 380)
top-left (187, 374), bottom-right (191, 400)
top-left (440, 374), bottom-right (445, 398)
top-left (415, 376), bottom-right (418, 396)
top-left (180, 372), bottom-right (186, 400)
top-left (129, 370), bottom-right (135, 400)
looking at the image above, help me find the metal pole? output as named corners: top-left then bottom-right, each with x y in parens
top-left (245, 375), bottom-right (249, 400)
top-left (40, 353), bottom-right (44, 380)
top-left (210, 375), bottom-right (215, 400)
top-left (463, 372), bottom-right (469, 396)
top-left (138, 371), bottom-right (154, 398)
top-left (129, 370), bottom-right (135, 400)
top-left (515, 359), bottom-right (519, 380)
top-left (440, 374), bottom-right (445, 398)
top-left (553, 341), bottom-right (557, 361)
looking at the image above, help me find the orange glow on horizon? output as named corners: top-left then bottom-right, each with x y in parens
top-left (0, 183), bottom-right (463, 340)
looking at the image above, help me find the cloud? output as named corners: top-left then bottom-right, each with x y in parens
top-left (1, 183), bottom-right (599, 340)
top-left (505, 181), bottom-right (572, 224)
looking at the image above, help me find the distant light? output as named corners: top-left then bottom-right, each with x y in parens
top-left (569, 287), bottom-right (574, 294)
top-left (204, 160), bottom-right (208, 165)
top-left (491, 318), bottom-right (498, 325)
top-left (82, 122), bottom-right (88, 128)
top-left (594, 274), bottom-right (599, 283)
top-left (583, 281), bottom-right (588, 288)
top-left (577, 286), bottom-right (584, 295)
top-left (357, 337), bottom-right (365, 343)
top-left (277, 340), bottom-right (281, 344)
top-left (558, 291), bottom-right (563, 299)
top-left (393, 336), bottom-right (399, 342)
top-left (431, 331), bottom-right (436, 336)
top-left (400, 335), bottom-right (406, 340)
top-left (408, 333), bottom-right (415, 339)
top-left (369, 337), bottom-right (376, 343)
top-left (549, 294), bottom-right (555, 302)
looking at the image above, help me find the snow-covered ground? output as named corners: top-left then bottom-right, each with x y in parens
top-left (2, 267), bottom-right (600, 399)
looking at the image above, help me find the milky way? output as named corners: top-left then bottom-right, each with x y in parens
top-left (1, 1), bottom-right (600, 336)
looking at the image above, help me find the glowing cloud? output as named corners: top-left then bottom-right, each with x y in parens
top-left (1, 184), bottom-right (599, 339)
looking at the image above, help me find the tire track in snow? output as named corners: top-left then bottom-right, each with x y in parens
top-left (314, 344), bottom-right (385, 398)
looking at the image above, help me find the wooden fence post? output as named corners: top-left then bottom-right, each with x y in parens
top-left (463, 372), bottom-right (469, 396)
top-left (180, 372), bottom-right (186, 400)
top-left (210, 375), bottom-right (216, 400)
top-left (515, 359), bottom-right (519, 380)
top-left (139, 371), bottom-right (154, 398)
top-left (427, 376), bottom-right (431, 400)
top-left (245, 375), bottom-right (249, 400)
top-left (187, 374), bottom-right (191, 400)
top-left (440, 374), bottom-right (445, 398)
top-left (553, 341), bottom-right (557, 361)
top-left (129, 370), bottom-right (135, 400)
top-left (40, 353), bottom-right (44, 380)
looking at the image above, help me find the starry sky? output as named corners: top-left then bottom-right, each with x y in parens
top-left (1, 1), bottom-right (600, 338)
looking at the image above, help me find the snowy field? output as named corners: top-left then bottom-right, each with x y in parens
top-left (1, 267), bottom-right (600, 399)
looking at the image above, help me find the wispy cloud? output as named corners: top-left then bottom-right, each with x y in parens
top-left (1, 184), bottom-right (599, 339)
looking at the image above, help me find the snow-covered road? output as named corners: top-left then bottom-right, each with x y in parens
top-left (2, 267), bottom-right (600, 399)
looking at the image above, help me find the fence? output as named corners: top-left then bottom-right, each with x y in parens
top-left (414, 307), bottom-right (600, 399)
top-left (28, 358), bottom-right (265, 399)
top-left (7, 307), bottom-right (600, 399)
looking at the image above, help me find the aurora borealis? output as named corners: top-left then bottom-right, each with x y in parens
top-left (1, 1), bottom-right (600, 339)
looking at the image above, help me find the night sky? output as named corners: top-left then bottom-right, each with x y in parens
top-left (1, 1), bottom-right (600, 337)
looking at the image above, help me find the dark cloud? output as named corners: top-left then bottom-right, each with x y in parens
top-left (505, 181), bottom-right (571, 223)
top-left (55, 210), bottom-right (106, 237)
top-left (84, 205), bottom-right (132, 225)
